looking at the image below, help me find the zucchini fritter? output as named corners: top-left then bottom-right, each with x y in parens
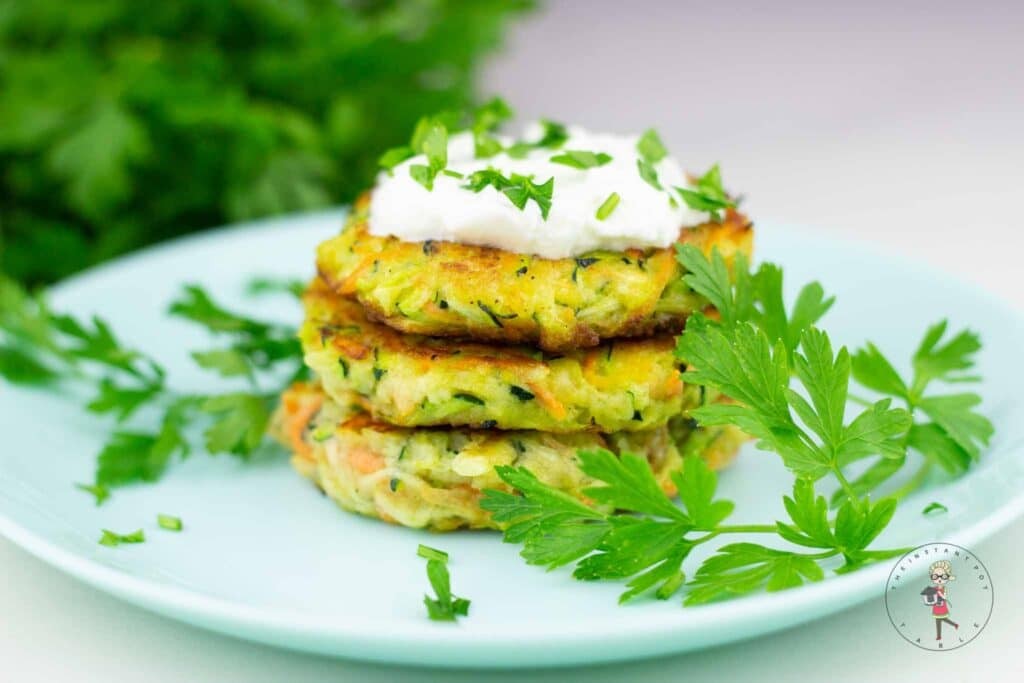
top-left (301, 278), bottom-right (700, 433)
top-left (317, 194), bottom-right (752, 352)
top-left (273, 383), bottom-right (745, 531)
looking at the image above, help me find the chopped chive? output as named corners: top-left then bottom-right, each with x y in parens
top-left (453, 392), bottom-right (485, 405)
top-left (390, 478), bottom-right (401, 492)
top-left (442, 169), bottom-right (465, 179)
top-left (598, 192), bottom-right (618, 222)
top-left (417, 544), bottom-right (449, 562)
top-left (373, 367), bottom-right (386, 381)
top-left (338, 358), bottom-right (349, 377)
top-left (157, 514), bottom-right (183, 531)
top-left (923, 502), bottom-right (948, 516)
top-left (632, 409), bottom-right (643, 421)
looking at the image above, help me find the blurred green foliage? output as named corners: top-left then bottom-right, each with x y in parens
top-left (0, 0), bottom-right (532, 284)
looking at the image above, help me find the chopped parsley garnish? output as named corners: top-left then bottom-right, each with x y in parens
top-left (419, 544), bottom-right (471, 621)
top-left (472, 97), bottom-right (513, 158)
top-left (675, 164), bottom-right (735, 221)
top-left (636, 159), bottom-right (663, 191)
top-left (157, 514), bottom-right (183, 531)
top-left (636, 129), bottom-right (668, 163)
top-left (99, 529), bottom-right (145, 547)
top-left (377, 146), bottom-right (414, 175)
top-left (595, 192), bottom-right (620, 220)
top-left (549, 150), bottom-right (612, 169)
top-left (505, 119), bottom-right (569, 158)
top-left (76, 482), bottom-right (110, 506)
top-left (408, 118), bottom-right (448, 191)
top-left (635, 128), bottom-right (667, 190)
top-left (463, 169), bottom-right (554, 219)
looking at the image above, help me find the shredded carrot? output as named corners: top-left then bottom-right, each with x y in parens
top-left (338, 257), bottom-right (374, 295)
top-left (348, 446), bottom-right (385, 474)
top-left (661, 372), bottom-right (683, 397)
top-left (527, 381), bottom-right (567, 420)
top-left (332, 337), bottom-right (370, 360)
top-left (286, 392), bottom-right (323, 460)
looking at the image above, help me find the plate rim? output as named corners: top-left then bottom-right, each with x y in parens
top-left (2, 211), bottom-right (1023, 667)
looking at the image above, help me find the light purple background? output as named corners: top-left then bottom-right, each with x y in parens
top-left (3, 2), bottom-right (1022, 681)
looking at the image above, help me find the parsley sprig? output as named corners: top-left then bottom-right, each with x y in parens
top-left (0, 274), bottom-right (306, 500)
top-left (418, 544), bottom-right (471, 621)
top-left (482, 245), bottom-right (990, 606)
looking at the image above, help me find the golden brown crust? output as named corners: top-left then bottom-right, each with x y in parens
top-left (316, 193), bottom-right (753, 352)
top-left (300, 278), bottom-right (699, 433)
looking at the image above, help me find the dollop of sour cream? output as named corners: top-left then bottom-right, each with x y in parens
top-left (367, 124), bottom-right (710, 259)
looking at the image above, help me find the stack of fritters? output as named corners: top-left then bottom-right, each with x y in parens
top-left (275, 194), bottom-right (753, 530)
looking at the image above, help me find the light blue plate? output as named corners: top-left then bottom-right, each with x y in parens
top-left (2, 212), bottom-right (1022, 668)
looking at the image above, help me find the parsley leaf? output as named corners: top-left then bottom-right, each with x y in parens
top-left (637, 158), bottom-right (663, 191)
top-left (550, 150), bottom-right (612, 169)
top-left (378, 146), bottom-right (414, 175)
top-left (685, 544), bottom-right (825, 605)
top-left (463, 169), bottom-right (554, 219)
top-left (98, 529), bottom-right (145, 547)
top-left (407, 118), bottom-right (448, 191)
top-left (419, 544), bottom-right (471, 621)
top-left (75, 482), bottom-right (110, 506)
top-left (675, 165), bottom-right (736, 221)
top-left (200, 393), bottom-right (272, 456)
top-left (672, 454), bottom-right (735, 530)
top-left (636, 129), bottom-right (668, 163)
top-left (505, 119), bottom-right (568, 157)
top-left (851, 321), bottom-right (992, 486)
top-left (676, 245), bottom-right (754, 330)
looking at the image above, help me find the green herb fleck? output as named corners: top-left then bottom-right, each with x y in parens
top-left (76, 482), bottom-right (110, 506)
top-left (463, 169), bottom-right (554, 219)
top-left (549, 150), bottom-right (612, 169)
top-left (596, 192), bottom-right (620, 220)
top-left (675, 164), bottom-right (735, 221)
top-left (99, 529), bottom-right (145, 547)
top-left (157, 514), bottom-right (183, 531)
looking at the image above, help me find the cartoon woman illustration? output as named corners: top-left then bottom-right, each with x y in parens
top-left (921, 559), bottom-right (959, 640)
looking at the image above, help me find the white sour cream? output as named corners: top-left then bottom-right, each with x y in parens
top-left (367, 124), bottom-right (711, 259)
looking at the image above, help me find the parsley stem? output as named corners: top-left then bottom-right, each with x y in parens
top-left (846, 392), bottom-right (874, 408)
top-left (713, 524), bottom-right (778, 534)
top-left (889, 461), bottom-right (932, 501)
top-left (832, 467), bottom-right (862, 509)
top-left (693, 524), bottom-right (778, 546)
